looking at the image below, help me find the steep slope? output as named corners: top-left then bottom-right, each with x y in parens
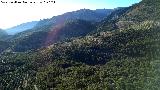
top-left (97, 0), bottom-right (160, 32)
top-left (11, 9), bottom-right (113, 39)
top-left (1, 0), bottom-right (160, 89)
top-left (35, 9), bottom-right (113, 27)
top-left (119, 0), bottom-right (160, 22)
top-left (6, 9), bottom-right (113, 52)
top-left (5, 21), bottom-right (38, 35)
top-left (11, 20), bottom-right (95, 52)
top-left (1, 20), bottom-right (160, 89)
top-left (0, 41), bottom-right (10, 53)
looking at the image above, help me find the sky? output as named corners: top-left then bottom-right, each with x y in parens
top-left (0, 0), bottom-right (141, 29)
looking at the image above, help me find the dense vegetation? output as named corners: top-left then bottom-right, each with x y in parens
top-left (6, 9), bottom-right (113, 52)
top-left (11, 20), bottom-right (95, 52)
top-left (0, 0), bottom-right (160, 89)
top-left (35, 9), bottom-right (113, 27)
top-left (0, 41), bottom-right (10, 53)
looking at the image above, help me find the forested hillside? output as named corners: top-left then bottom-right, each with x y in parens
top-left (10, 20), bottom-right (95, 52)
top-left (0, 0), bottom-right (160, 89)
top-left (35, 9), bottom-right (113, 27)
top-left (0, 41), bottom-right (10, 53)
top-left (6, 9), bottom-right (113, 52)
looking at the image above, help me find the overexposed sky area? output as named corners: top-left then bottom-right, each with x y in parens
top-left (0, 0), bottom-right (141, 29)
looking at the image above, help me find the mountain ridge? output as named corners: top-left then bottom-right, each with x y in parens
top-left (6, 9), bottom-right (114, 51)
top-left (0, 29), bottom-right (7, 38)
top-left (1, 0), bottom-right (160, 89)
top-left (35, 9), bottom-right (113, 28)
top-left (5, 21), bottom-right (38, 35)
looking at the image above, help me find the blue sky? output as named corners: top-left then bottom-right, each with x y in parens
top-left (0, 0), bottom-right (141, 29)
top-left (60, 0), bottom-right (141, 9)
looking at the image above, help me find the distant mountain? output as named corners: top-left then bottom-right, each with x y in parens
top-left (1, 0), bottom-right (160, 89)
top-left (0, 29), bottom-right (10, 53)
top-left (5, 21), bottom-right (38, 35)
top-left (11, 20), bottom-right (95, 52)
top-left (7, 9), bottom-right (113, 51)
top-left (35, 9), bottom-right (113, 27)
top-left (0, 29), bottom-right (7, 38)
top-left (7, 9), bottom-right (113, 41)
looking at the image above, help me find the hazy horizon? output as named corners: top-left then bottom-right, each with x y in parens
top-left (0, 0), bottom-right (141, 29)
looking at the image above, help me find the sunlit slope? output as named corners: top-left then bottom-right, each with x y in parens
top-left (1, 0), bottom-right (160, 89)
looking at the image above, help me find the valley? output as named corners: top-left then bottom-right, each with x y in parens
top-left (0, 0), bottom-right (160, 89)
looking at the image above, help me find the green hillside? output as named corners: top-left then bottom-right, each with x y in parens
top-left (11, 20), bottom-right (95, 52)
top-left (0, 41), bottom-right (10, 53)
top-left (96, 0), bottom-right (160, 32)
top-left (0, 0), bottom-right (160, 89)
top-left (6, 9), bottom-right (113, 52)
